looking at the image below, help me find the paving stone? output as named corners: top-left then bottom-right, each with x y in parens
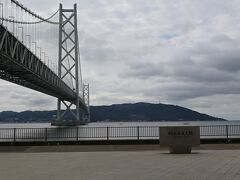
top-left (0, 149), bottom-right (240, 180)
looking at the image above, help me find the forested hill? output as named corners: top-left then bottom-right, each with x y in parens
top-left (0, 102), bottom-right (225, 123)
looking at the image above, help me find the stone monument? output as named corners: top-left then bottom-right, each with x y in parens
top-left (160, 126), bottom-right (200, 154)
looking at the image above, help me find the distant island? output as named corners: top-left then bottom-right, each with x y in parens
top-left (0, 102), bottom-right (225, 123)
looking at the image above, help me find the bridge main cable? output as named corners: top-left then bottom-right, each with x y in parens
top-left (10, 0), bottom-right (59, 24)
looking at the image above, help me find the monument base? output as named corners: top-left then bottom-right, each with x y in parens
top-left (169, 145), bottom-right (192, 154)
top-left (51, 121), bottom-right (87, 126)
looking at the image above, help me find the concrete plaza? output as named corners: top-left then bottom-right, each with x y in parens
top-left (0, 145), bottom-right (240, 180)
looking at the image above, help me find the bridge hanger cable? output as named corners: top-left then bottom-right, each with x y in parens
top-left (0, 9), bottom-right (59, 24)
top-left (0, 0), bottom-right (60, 72)
top-left (10, 0), bottom-right (59, 24)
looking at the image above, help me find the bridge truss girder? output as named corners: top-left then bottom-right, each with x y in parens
top-left (0, 23), bottom-right (89, 119)
top-left (0, 24), bottom-right (76, 102)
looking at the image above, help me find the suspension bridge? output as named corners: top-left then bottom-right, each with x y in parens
top-left (0, 0), bottom-right (90, 126)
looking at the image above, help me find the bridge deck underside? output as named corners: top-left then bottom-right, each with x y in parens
top-left (0, 53), bottom-right (68, 99)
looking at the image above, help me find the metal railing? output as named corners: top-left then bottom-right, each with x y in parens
top-left (0, 125), bottom-right (239, 142)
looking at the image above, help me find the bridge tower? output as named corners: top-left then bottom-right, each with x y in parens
top-left (52, 4), bottom-right (89, 126)
top-left (83, 84), bottom-right (90, 122)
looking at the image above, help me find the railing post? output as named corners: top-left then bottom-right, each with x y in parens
top-left (137, 126), bottom-right (139, 140)
top-left (45, 128), bottom-right (48, 142)
top-left (226, 125), bottom-right (229, 143)
top-left (76, 127), bottom-right (78, 141)
top-left (13, 128), bottom-right (16, 142)
top-left (159, 126), bottom-right (161, 144)
top-left (107, 127), bottom-right (109, 141)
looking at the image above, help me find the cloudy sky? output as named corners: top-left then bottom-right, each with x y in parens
top-left (1, 0), bottom-right (240, 120)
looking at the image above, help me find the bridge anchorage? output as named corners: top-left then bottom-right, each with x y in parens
top-left (0, 1), bottom-right (90, 126)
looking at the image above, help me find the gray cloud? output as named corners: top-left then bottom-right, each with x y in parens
top-left (2, 0), bottom-right (240, 119)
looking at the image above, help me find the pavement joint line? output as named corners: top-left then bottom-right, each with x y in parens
top-left (0, 144), bottom-right (240, 153)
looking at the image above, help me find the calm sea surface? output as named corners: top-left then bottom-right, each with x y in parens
top-left (0, 121), bottom-right (240, 128)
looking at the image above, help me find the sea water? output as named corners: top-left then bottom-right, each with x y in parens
top-left (0, 121), bottom-right (240, 128)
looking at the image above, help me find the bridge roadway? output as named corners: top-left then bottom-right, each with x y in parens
top-left (0, 24), bottom-right (88, 113)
